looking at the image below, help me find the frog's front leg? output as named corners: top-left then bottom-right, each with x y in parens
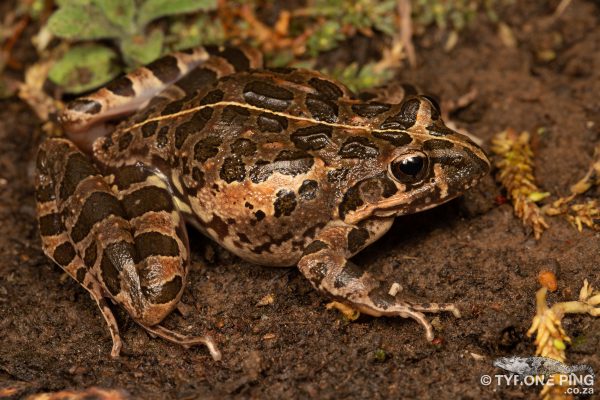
top-left (36, 138), bottom-right (220, 359)
top-left (298, 220), bottom-right (460, 341)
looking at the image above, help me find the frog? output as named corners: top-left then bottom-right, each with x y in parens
top-left (35, 45), bottom-right (490, 360)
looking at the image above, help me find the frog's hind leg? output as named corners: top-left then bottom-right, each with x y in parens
top-left (36, 139), bottom-right (124, 356)
top-left (35, 138), bottom-right (220, 359)
top-left (297, 221), bottom-right (460, 341)
top-left (59, 45), bottom-right (263, 151)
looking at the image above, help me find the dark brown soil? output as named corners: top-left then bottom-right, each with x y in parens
top-left (1, 1), bottom-right (599, 399)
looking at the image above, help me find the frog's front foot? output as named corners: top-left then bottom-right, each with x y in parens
top-left (298, 222), bottom-right (460, 341)
top-left (348, 291), bottom-right (460, 341)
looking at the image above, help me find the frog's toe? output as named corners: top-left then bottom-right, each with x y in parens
top-left (353, 293), bottom-right (460, 342)
top-left (141, 324), bottom-right (222, 361)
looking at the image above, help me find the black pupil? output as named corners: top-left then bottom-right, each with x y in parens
top-left (398, 156), bottom-right (424, 177)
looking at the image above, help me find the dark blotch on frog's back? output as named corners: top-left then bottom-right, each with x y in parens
top-left (338, 137), bottom-right (379, 159)
top-left (243, 81), bottom-right (294, 111)
top-left (308, 77), bottom-right (344, 99)
top-left (175, 107), bottom-right (214, 149)
top-left (257, 112), bottom-right (288, 132)
top-left (372, 130), bottom-right (412, 147)
top-left (290, 125), bottom-right (333, 151)
top-left (193, 136), bottom-right (222, 162)
top-left (306, 94), bottom-right (339, 123)
top-left (423, 139), bottom-right (454, 151)
top-left (221, 105), bottom-right (251, 126)
top-left (156, 126), bottom-right (169, 148)
top-left (351, 102), bottom-right (391, 118)
top-left (427, 121), bottom-right (456, 137)
top-left (200, 89), bottom-right (225, 105)
top-left (141, 121), bottom-right (158, 137)
top-left (191, 167), bottom-right (205, 187)
top-left (248, 152), bottom-right (315, 184)
top-left (380, 98), bottom-right (420, 130)
top-left (160, 98), bottom-right (185, 116)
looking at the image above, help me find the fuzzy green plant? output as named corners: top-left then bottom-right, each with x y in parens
top-left (302, 0), bottom-right (398, 56)
top-left (45, 0), bottom-right (217, 93)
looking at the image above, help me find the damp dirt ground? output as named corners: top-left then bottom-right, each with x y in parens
top-left (1, 1), bottom-right (599, 399)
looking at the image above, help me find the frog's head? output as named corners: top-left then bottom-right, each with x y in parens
top-left (339, 96), bottom-right (490, 222)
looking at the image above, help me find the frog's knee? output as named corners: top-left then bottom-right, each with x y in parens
top-left (135, 302), bottom-right (179, 327)
top-left (130, 269), bottom-right (186, 326)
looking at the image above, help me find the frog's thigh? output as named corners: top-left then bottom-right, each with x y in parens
top-left (59, 48), bottom-right (211, 149)
top-left (60, 45), bottom-right (263, 151)
top-left (297, 221), bottom-right (460, 341)
top-left (36, 139), bottom-right (220, 359)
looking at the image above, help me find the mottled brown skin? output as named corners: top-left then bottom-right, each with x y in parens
top-left (35, 45), bottom-right (490, 359)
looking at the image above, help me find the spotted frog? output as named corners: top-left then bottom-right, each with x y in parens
top-left (35, 45), bottom-right (490, 360)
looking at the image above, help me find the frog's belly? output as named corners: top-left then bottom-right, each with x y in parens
top-left (185, 215), bottom-right (307, 267)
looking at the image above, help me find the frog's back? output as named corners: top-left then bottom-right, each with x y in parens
top-left (91, 70), bottom-right (377, 265)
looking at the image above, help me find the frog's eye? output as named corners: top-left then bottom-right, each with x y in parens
top-left (389, 153), bottom-right (428, 183)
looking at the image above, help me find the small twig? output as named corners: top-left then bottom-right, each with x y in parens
top-left (1, 14), bottom-right (30, 70)
top-left (398, 0), bottom-right (416, 68)
top-left (553, 0), bottom-right (573, 19)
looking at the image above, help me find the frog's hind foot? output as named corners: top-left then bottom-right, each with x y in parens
top-left (141, 324), bottom-right (222, 361)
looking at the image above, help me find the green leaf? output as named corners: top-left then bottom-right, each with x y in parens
top-left (138, 0), bottom-right (217, 27)
top-left (306, 20), bottom-right (344, 57)
top-left (47, 4), bottom-right (122, 40)
top-left (92, 0), bottom-right (135, 33)
top-left (167, 14), bottom-right (225, 51)
top-left (120, 29), bottom-right (164, 66)
top-left (48, 45), bottom-right (120, 94)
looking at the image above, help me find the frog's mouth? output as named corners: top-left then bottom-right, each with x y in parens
top-left (372, 191), bottom-right (463, 217)
top-left (343, 187), bottom-right (463, 225)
